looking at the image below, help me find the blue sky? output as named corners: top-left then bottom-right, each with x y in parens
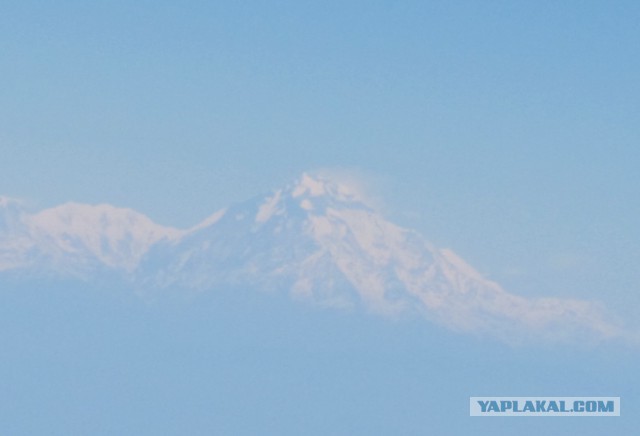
top-left (1, 2), bottom-right (639, 433)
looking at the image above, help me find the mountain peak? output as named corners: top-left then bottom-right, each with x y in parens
top-left (291, 173), bottom-right (328, 198)
top-left (287, 172), bottom-right (372, 208)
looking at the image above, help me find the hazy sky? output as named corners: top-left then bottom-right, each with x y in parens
top-left (2, 3), bottom-right (640, 435)
top-left (2, 1), bottom-right (639, 316)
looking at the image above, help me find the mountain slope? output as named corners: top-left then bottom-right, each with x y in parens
top-left (0, 200), bottom-right (182, 276)
top-left (138, 174), bottom-right (622, 343)
top-left (0, 174), bottom-right (626, 343)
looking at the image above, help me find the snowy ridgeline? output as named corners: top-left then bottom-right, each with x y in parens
top-left (0, 174), bottom-right (627, 344)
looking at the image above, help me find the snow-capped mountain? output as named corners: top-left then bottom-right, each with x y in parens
top-left (0, 199), bottom-right (182, 276)
top-left (0, 174), bottom-right (624, 343)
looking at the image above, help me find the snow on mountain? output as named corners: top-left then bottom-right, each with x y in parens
top-left (0, 174), bottom-right (626, 343)
top-left (0, 201), bottom-right (182, 276)
top-left (137, 173), bottom-right (623, 343)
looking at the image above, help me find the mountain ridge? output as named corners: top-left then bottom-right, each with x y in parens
top-left (0, 173), bottom-right (627, 344)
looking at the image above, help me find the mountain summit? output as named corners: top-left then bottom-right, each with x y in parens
top-left (0, 173), bottom-right (624, 343)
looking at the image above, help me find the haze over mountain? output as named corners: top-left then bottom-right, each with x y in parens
top-left (0, 174), bottom-right (625, 344)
